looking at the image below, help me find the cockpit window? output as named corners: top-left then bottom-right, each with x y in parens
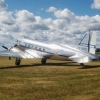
top-left (20, 42), bottom-right (25, 46)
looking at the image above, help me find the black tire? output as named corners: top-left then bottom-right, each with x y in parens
top-left (15, 60), bottom-right (20, 65)
top-left (80, 63), bottom-right (84, 67)
top-left (41, 59), bottom-right (46, 64)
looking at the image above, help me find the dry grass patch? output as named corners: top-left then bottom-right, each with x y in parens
top-left (0, 57), bottom-right (100, 100)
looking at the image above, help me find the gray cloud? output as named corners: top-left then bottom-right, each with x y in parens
top-left (0, 0), bottom-right (8, 12)
top-left (31, 24), bottom-right (50, 30)
top-left (0, 12), bottom-right (15, 25)
top-left (88, 23), bottom-right (100, 31)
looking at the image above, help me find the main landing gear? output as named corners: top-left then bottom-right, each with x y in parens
top-left (15, 58), bottom-right (21, 66)
top-left (80, 63), bottom-right (84, 67)
top-left (41, 58), bottom-right (47, 65)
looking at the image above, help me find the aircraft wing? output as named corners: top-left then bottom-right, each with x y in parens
top-left (0, 50), bottom-right (23, 58)
top-left (0, 47), bottom-right (43, 59)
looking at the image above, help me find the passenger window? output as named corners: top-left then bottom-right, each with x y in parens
top-left (43, 49), bottom-right (45, 51)
top-left (39, 48), bottom-right (41, 50)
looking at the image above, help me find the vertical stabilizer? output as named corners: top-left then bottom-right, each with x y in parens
top-left (89, 32), bottom-right (96, 54)
top-left (78, 31), bottom-right (96, 54)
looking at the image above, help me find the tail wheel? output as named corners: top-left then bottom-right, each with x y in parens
top-left (41, 58), bottom-right (46, 64)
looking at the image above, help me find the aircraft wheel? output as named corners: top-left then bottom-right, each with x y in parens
top-left (41, 58), bottom-right (46, 64)
top-left (80, 63), bottom-right (84, 67)
top-left (15, 59), bottom-right (21, 65)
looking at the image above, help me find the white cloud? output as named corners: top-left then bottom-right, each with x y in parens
top-left (15, 10), bottom-right (36, 23)
top-left (15, 11), bottom-right (49, 33)
top-left (91, 0), bottom-right (100, 9)
top-left (0, 2), bottom-right (100, 48)
top-left (54, 9), bottom-right (75, 19)
top-left (46, 7), bottom-right (57, 12)
top-left (54, 9), bottom-right (75, 24)
top-left (0, 0), bottom-right (8, 12)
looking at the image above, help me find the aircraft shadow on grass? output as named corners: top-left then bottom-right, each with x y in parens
top-left (79, 65), bottom-right (100, 69)
top-left (0, 62), bottom-right (100, 69)
top-left (0, 62), bottom-right (79, 69)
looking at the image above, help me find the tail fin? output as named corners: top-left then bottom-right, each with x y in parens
top-left (78, 31), bottom-right (96, 54)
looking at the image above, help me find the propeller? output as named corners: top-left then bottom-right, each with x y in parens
top-left (2, 45), bottom-right (8, 50)
top-left (2, 45), bottom-right (11, 60)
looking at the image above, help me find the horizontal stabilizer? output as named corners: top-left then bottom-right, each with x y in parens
top-left (69, 56), bottom-right (92, 63)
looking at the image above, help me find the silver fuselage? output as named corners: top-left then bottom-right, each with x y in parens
top-left (17, 38), bottom-right (96, 61)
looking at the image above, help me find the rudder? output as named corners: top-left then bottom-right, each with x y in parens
top-left (78, 31), bottom-right (96, 54)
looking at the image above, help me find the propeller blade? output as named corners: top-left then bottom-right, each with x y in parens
top-left (2, 45), bottom-right (8, 50)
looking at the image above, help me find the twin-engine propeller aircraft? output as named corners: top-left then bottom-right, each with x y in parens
top-left (0, 31), bottom-right (99, 66)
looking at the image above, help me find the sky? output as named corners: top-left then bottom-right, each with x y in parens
top-left (0, 0), bottom-right (100, 48)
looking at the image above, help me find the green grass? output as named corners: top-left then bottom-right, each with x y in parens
top-left (0, 57), bottom-right (100, 100)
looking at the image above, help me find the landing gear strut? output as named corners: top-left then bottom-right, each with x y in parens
top-left (80, 63), bottom-right (84, 67)
top-left (41, 58), bottom-right (46, 64)
top-left (15, 58), bottom-right (21, 65)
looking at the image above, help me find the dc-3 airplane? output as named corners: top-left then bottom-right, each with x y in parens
top-left (0, 31), bottom-right (99, 66)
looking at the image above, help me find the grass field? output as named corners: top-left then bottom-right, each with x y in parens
top-left (0, 57), bottom-right (100, 100)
